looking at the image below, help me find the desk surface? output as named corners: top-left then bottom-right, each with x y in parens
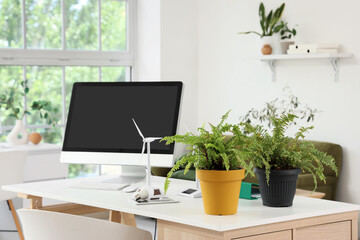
top-left (3, 175), bottom-right (360, 232)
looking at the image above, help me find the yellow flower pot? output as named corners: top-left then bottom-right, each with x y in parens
top-left (197, 169), bottom-right (245, 215)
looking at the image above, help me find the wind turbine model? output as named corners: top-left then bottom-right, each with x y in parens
top-left (132, 118), bottom-right (163, 200)
top-left (177, 124), bottom-right (202, 198)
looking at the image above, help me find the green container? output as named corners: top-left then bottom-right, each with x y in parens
top-left (239, 182), bottom-right (260, 200)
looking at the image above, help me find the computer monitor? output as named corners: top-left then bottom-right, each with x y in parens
top-left (60, 82), bottom-right (183, 173)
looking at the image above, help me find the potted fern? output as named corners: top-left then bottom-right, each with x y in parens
top-left (241, 114), bottom-right (338, 207)
top-left (161, 111), bottom-right (253, 215)
top-left (238, 2), bottom-right (285, 54)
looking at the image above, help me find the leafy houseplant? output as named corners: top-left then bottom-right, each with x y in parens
top-left (278, 21), bottom-right (297, 40)
top-left (0, 79), bottom-right (59, 144)
top-left (241, 114), bottom-right (338, 207)
top-left (0, 80), bottom-right (31, 120)
top-left (239, 2), bottom-right (285, 54)
top-left (161, 111), bottom-right (253, 215)
top-left (241, 87), bottom-right (320, 128)
top-left (239, 3), bottom-right (285, 37)
top-left (277, 20), bottom-right (297, 53)
top-left (30, 100), bottom-right (59, 126)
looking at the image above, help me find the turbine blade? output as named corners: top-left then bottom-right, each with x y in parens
top-left (132, 118), bottom-right (145, 139)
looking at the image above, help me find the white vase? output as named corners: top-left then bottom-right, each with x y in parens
top-left (7, 120), bottom-right (29, 145)
top-left (259, 35), bottom-right (281, 55)
top-left (280, 40), bottom-right (295, 54)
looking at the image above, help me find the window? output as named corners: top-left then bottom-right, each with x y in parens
top-left (0, 0), bottom-right (135, 178)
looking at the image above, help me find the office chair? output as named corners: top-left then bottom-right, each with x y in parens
top-left (0, 151), bottom-right (27, 240)
top-left (17, 209), bottom-right (153, 240)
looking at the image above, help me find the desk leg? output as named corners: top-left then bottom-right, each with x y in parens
top-left (109, 210), bottom-right (137, 227)
top-left (109, 210), bottom-right (122, 223)
top-left (122, 212), bottom-right (137, 227)
top-left (7, 200), bottom-right (25, 240)
top-left (351, 213), bottom-right (358, 240)
top-left (18, 193), bottom-right (42, 209)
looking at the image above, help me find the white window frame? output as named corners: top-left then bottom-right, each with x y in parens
top-left (0, 0), bottom-right (135, 67)
top-left (0, 0), bottom-right (136, 133)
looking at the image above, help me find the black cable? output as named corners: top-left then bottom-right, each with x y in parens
top-left (6, 200), bottom-right (11, 211)
top-left (153, 218), bottom-right (157, 240)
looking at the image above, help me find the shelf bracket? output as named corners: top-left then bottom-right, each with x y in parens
top-left (267, 60), bottom-right (276, 82)
top-left (330, 58), bottom-right (339, 82)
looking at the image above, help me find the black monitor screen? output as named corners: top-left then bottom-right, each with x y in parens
top-left (63, 82), bottom-right (182, 154)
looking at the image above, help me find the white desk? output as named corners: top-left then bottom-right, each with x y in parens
top-left (3, 175), bottom-right (360, 240)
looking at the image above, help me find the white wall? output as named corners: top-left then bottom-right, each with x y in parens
top-left (160, 0), bottom-right (199, 134)
top-left (197, 0), bottom-right (360, 213)
top-left (135, 0), bottom-right (161, 80)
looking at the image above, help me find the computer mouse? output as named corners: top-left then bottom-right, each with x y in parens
top-left (123, 186), bottom-right (139, 193)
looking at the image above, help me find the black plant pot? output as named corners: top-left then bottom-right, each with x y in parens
top-left (254, 167), bottom-right (301, 207)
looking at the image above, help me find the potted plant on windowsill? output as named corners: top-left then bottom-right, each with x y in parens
top-left (238, 2), bottom-right (285, 54)
top-left (161, 111), bottom-right (254, 215)
top-left (240, 114), bottom-right (338, 207)
top-left (0, 79), bottom-right (59, 145)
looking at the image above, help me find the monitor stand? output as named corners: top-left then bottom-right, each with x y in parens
top-left (102, 166), bottom-right (146, 184)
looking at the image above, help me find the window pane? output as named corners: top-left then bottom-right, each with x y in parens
top-left (26, 66), bottom-right (62, 126)
top-left (101, 0), bottom-right (127, 51)
top-left (101, 66), bottom-right (129, 82)
top-left (65, 66), bottom-right (99, 110)
top-left (0, 66), bottom-right (24, 126)
top-left (68, 164), bottom-right (99, 178)
top-left (0, 129), bottom-right (9, 141)
top-left (26, 0), bottom-right (62, 49)
top-left (66, 0), bottom-right (98, 50)
top-left (30, 127), bottom-right (63, 144)
top-left (0, 0), bottom-right (22, 48)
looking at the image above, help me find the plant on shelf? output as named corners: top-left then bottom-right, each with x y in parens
top-left (277, 20), bottom-right (297, 53)
top-left (240, 113), bottom-right (338, 207)
top-left (238, 2), bottom-right (285, 37)
top-left (278, 21), bottom-right (297, 40)
top-left (161, 110), bottom-right (254, 215)
top-left (238, 2), bottom-right (297, 54)
top-left (0, 79), bottom-right (59, 145)
top-left (241, 86), bottom-right (320, 128)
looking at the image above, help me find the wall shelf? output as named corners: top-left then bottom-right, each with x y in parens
top-left (260, 53), bottom-right (353, 82)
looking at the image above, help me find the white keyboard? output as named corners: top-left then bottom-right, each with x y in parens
top-left (72, 182), bottom-right (130, 191)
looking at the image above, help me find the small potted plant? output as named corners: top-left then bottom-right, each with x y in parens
top-left (277, 21), bottom-right (297, 54)
top-left (238, 2), bottom-right (285, 54)
top-left (0, 79), bottom-right (59, 145)
top-left (241, 86), bottom-right (320, 127)
top-left (240, 114), bottom-right (338, 207)
top-left (161, 111), bottom-right (253, 215)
